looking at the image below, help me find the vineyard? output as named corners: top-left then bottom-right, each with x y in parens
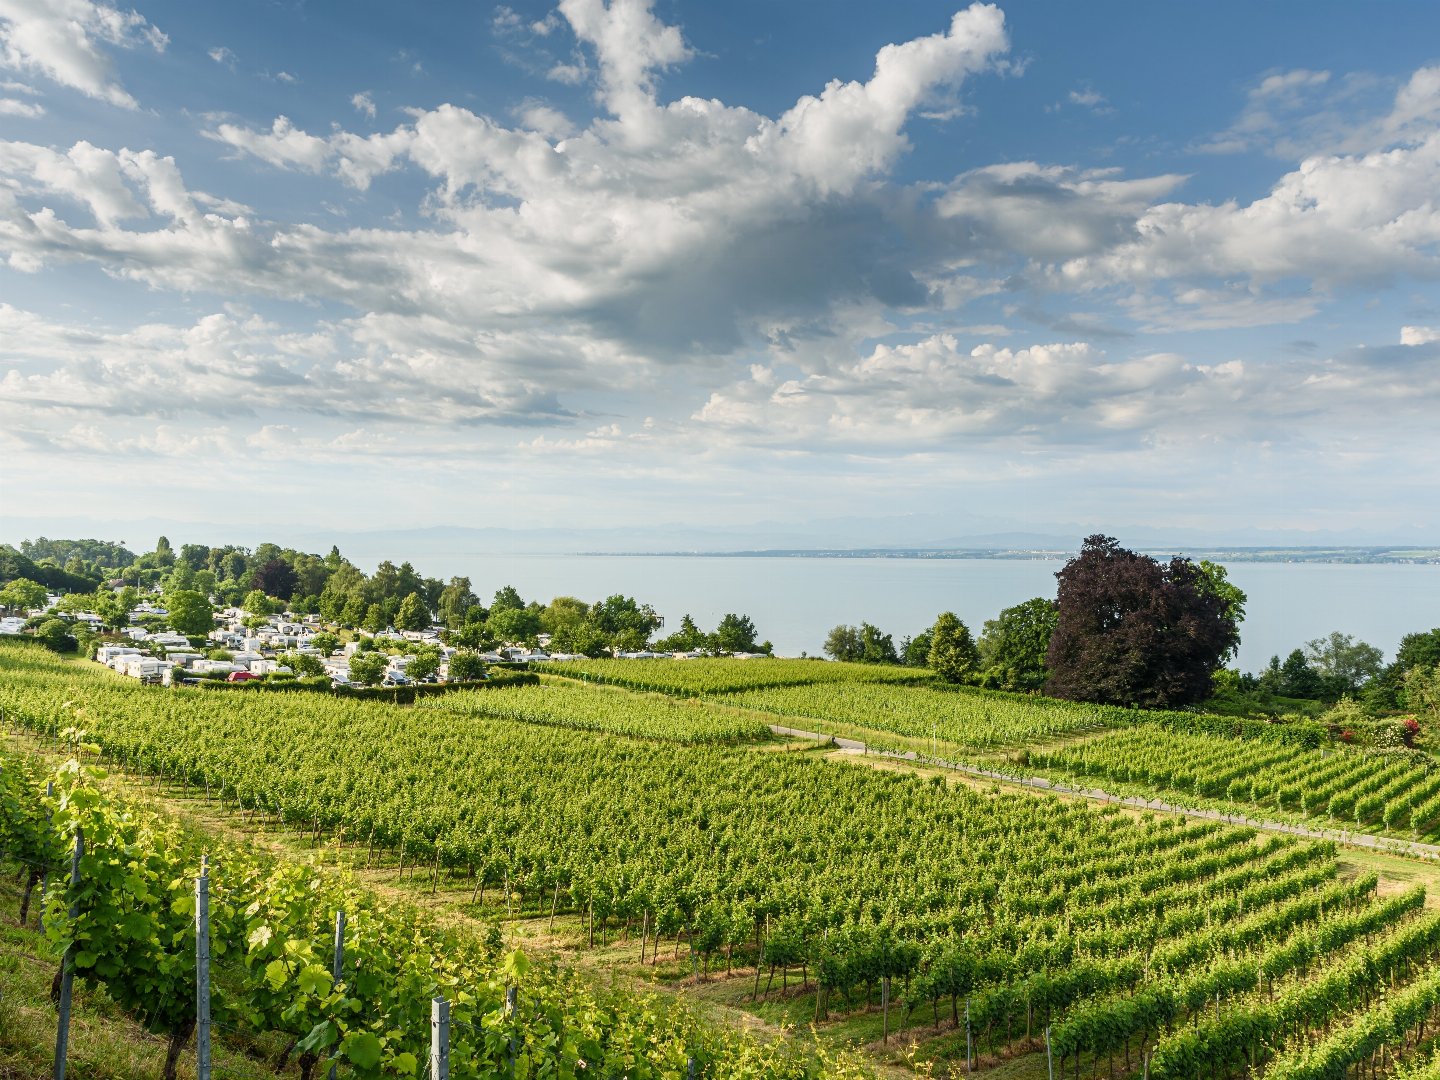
top-left (0, 747), bottom-right (865, 1079)
top-left (535, 657), bottom-right (938, 695)
top-left (1029, 728), bottom-right (1440, 838)
top-left (12, 639), bottom-right (1440, 1080)
top-left (718, 682), bottom-right (1119, 751)
top-left (421, 681), bottom-right (771, 744)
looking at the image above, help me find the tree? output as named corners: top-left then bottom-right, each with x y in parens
top-left (1404, 664), bottom-right (1440, 718)
top-left (395, 592), bottom-right (430, 632)
top-left (1304, 631), bottom-right (1384, 697)
top-left (0, 577), bottom-right (47, 614)
top-left (406, 648), bottom-right (441, 681)
top-left (1277, 649), bottom-right (1325, 698)
top-left (977, 598), bottom-right (1057, 691)
top-left (348, 652), bottom-right (389, 686)
top-left (448, 621), bottom-right (496, 651)
top-left (1369, 628), bottom-right (1440, 709)
top-left (310, 632), bottom-right (341, 655)
top-left (1196, 561), bottom-right (1247, 658)
top-left (165, 590), bottom-right (215, 637)
top-left (858, 622), bottom-right (898, 664)
top-left (438, 577), bottom-right (480, 628)
top-left (823, 624), bottom-right (862, 662)
top-left (34, 617), bottom-right (77, 652)
top-left (588, 594), bottom-right (661, 651)
top-left (250, 558), bottom-right (298, 601)
top-left (362, 603), bottom-right (388, 634)
top-left (900, 629), bottom-right (933, 668)
top-left (491, 586), bottom-right (525, 613)
top-left (714, 613), bottom-right (763, 654)
top-left (1044, 535), bottom-right (1238, 708)
top-left (656, 614), bottom-right (708, 653)
top-left (447, 650), bottom-right (487, 681)
top-left (488, 606), bottom-right (541, 646)
top-left (928, 612), bottom-right (979, 683)
top-left (340, 593), bottom-right (367, 628)
top-left (242, 589), bottom-right (276, 617)
top-left (94, 586), bottom-right (138, 630)
top-left (282, 651), bottom-right (326, 678)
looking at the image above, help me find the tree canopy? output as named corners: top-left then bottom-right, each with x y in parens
top-left (927, 612), bottom-right (979, 683)
top-left (977, 598), bottom-right (1057, 691)
top-left (1044, 535), bottom-right (1238, 708)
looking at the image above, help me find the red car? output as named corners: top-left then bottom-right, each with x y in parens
top-left (226, 670), bottom-right (257, 682)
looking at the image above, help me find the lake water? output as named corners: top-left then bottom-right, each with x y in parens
top-left (384, 553), bottom-right (1440, 672)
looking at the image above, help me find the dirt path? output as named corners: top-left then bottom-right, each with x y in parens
top-left (771, 724), bottom-right (1440, 862)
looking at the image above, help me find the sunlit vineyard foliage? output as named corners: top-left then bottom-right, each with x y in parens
top-left (421, 681), bottom-right (770, 744)
top-left (1030, 728), bottom-right (1440, 836)
top-left (719, 682), bottom-right (1120, 750)
top-left (12, 642), bottom-right (1440, 1077)
top-left (0, 747), bottom-right (870, 1079)
top-left (536, 657), bottom-right (937, 695)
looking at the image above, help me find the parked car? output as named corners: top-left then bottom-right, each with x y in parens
top-left (226, 670), bottom-right (257, 682)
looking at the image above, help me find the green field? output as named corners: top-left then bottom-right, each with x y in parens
top-left (10, 639), bottom-right (1440, 1080)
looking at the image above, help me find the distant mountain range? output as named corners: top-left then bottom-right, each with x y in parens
top-left (4, 512), bottom-right (1437, 564)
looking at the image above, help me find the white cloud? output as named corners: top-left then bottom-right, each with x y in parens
top-left (1401, 325), bottom-right (1440, 345)
top-left (0, 0), bottom-right (166, 109)
top-left (0, 94), bottom-right (40, 115)
top-left (352, 91), bottom-right (376, 119)
top-left (694, 331), bottom-right (1440, 452)
top-left (1063, 86), bottom-right (1109, 113)
top-left (1058, 129), bottom-right (1440, 298)
top-left (558, 0), bottom-right (693, 119)
top-left (208, 45), bottom-right (235, 68)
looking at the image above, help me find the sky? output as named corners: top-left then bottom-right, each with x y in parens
top-left (2, 0), bottom-right (1440, 548)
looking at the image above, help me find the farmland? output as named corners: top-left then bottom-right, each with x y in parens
top-left (8, 644), bottom-right (1440, 1080)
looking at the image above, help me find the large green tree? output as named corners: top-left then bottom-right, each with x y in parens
top-left (977, 597), bottom-right (1057, 691)
top-left (1304, 631), bottom-right (1384, 697)
top-left (0, 577), bottom-right (47, 614)
top-left (1044, 535), bottom-right (1238, 708)
top-left (928, 612), bottom-right (979, 683)
top-left (165, 590), bottom-right (215, 637)
top-left (395, 592), bottom-right (431, 631)
top-left (714, 613), bottom-right (763, 654)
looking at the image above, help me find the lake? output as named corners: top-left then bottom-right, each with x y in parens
top-left (359, 552), bottom-right (1440, 672)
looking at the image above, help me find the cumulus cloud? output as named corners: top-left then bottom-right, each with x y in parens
top-left (694, 332), bottom-right (1440, 452)
top-left (351, 90), bottom-right (376, 119)
top-left (1055, 122), bottom-right (1440, 312)
top-left (1401, 325), bottom-right (1440, 345)
top-left (0, 0), bottom-right (166, 108)
top-left (0, 304), bottom-right (589, 447)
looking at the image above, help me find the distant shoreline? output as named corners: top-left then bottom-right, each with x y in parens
top-left (580, 547), bottom-right (1440, 565)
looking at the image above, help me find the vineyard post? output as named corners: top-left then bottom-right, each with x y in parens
top-left (882, 975), bottom-right (891, 1043)
top-left (506, 985), bottom-right (519, 1078)
top-left (686, 1055), bottom-right (697, 1080)
top-left (327, 910), bottom-right (345, 1080)
top-left (1045, 1026), bottom-right (1054, 1080)
top-left (965, 997), bottom-right (973, 1074)
top-left (196, 854), bottom-right (212, 1080)
top-left (430, 997), bottom-right (450, 1080)
top-left (53, 828), bottom-right (83, 1080)
top-left (39, 780), bottom-right (53, 932)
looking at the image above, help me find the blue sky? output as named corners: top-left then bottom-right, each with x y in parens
top-left (2, 0), bottom-right (1440, 546)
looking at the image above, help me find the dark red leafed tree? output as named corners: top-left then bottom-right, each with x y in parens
top-left (251, 558), bottom-right (298, 600)
top-left (1044, 535), bottom-right (1238, 708)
